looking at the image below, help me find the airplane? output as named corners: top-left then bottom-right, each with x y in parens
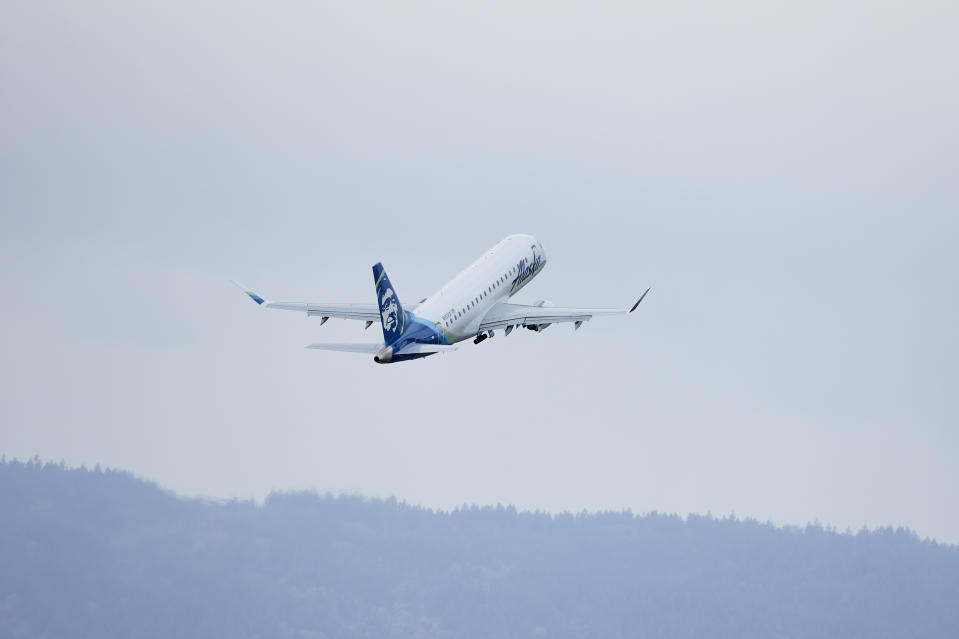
top-left (235, 234), bottom-right (649, 363)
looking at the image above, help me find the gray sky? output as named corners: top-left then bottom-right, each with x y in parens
top-left (2, 1), bottom-right (957, 542)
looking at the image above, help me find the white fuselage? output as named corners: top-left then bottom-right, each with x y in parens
top-left (414, 234), bottom-right (547, 343)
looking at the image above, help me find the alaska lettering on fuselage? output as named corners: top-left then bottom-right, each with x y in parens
top-left (509, 244), bottom-right (544, 295)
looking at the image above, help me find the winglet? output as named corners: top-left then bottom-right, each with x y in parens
top-left (232, 280), bottom-right (266, 306)
top-left (630, 288), bottom-right (651, 313)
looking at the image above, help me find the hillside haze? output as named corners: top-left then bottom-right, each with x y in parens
top-left (2, 458), bottom-right (957, 638)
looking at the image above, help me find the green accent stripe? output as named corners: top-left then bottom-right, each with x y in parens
top-left (375, 270), bottom-right (385, 288)
top-left (435, 323), bottom-right (455, 344)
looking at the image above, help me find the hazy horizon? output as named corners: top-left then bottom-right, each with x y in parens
top-left (10, 454), bottom-right (955, 547)
top-left (4, 458), bottom-right (958, 638)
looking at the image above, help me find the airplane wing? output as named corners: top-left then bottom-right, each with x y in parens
top-left (479, 288), bottom-right (650, 332)
top-left (233, 281), bottom-right (417, 323)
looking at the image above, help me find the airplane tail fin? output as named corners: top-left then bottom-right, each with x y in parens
top-left (372, 263), bottom-right (407, 345)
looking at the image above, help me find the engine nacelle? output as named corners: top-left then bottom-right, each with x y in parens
top-left (525, 323), bottom-right (552, 332)
top-left (524, 301), bottom-right (554, 332)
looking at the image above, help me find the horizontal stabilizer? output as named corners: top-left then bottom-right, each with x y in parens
top-left (305, 343), bottom-right (382, 353)
top-left (395, 343), bottom-right (458, 355)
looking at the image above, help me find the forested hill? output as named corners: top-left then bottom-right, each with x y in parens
top-left (2, 458), bottom-right (957, 638)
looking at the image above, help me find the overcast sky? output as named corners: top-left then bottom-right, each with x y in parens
top-left (2, 1), bottom-right (957, 542)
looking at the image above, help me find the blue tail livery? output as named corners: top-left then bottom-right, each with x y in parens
top-left (373, 263), bottom-right (407, 345)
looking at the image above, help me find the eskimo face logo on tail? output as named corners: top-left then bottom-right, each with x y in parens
top-left (380, 288), bottom-right (399, 332)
